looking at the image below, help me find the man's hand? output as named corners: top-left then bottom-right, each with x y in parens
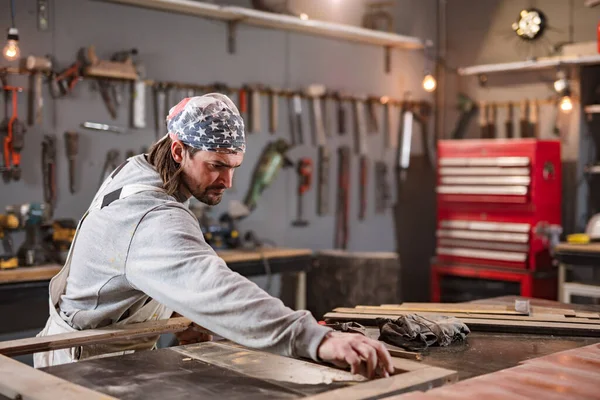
top-left (317, 331), bottom-right (394, 379)
top-left (174, 323), bottom-right (213, 345)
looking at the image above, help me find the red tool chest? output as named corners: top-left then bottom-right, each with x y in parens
top-left (431, 139), bottom-right (561, 301)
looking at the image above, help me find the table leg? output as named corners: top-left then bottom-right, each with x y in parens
top-left (295, 271), bottom-right (306, 310)
top-left (558, 263), bottom-right (566, 303)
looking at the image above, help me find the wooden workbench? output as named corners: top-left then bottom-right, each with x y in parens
top-left (553, 242), bottom-right (600, 303)
top-left (0, 247), bottom-right (313, 285)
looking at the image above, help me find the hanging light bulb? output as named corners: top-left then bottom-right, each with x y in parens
top-left (3, 27), bottom-right (20, 61)
top-left (560, 95), bottom-right (573, 112)
top-left (422, 74), bottom-right (436, 92)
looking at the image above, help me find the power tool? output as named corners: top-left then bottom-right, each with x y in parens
top-left (11, 203), bottom-right (51, 266)
top-left (0, 212), bottom-right (19, 269)
top-left (243, 139), bottom-right (293, 212)
top-left (48, 219), bottom-right (77, 264)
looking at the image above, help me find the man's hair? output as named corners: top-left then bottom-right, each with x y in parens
top-left (147, 137), bottom-right (200, 196)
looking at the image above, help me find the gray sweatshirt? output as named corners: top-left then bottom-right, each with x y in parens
top-left (58, 154), bottom-right (331, 361)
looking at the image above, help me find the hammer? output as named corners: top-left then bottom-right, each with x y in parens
top-left (23, 55), bottom-right (52, 126)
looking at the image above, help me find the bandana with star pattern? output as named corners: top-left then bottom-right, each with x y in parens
top-left (166, 93), bottom-right (246, 153)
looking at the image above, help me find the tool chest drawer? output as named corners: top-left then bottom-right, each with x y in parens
top-left (434, 139), bottom-right (562, 275)
top-left (436, 139), bottom-right (561, 207)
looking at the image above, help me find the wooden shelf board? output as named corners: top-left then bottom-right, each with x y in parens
top-left (458, 54), bottom-right (600, 76)
top-left (102, 0), bottom-right (423, 49)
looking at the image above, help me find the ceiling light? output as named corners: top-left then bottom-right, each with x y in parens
top-left (422, 74), bottom-right (436, 92)
top-left (560, 96), bottom-right (573, 112)
top-left (3, 27), bottom-right (20, 61)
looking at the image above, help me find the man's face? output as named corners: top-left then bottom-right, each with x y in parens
top-left (179, 147), bottom-right (244, 205)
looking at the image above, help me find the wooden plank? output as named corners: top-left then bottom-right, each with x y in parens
top-left (304, 365), bottom-right (457, 400)
top-left (359, 303), bottom-right (527, 315)
top-left (0, 264), bottom-right (62, 284)
top-left (324, 312), bottom-right (600, 337)
top-left (0, 317), bottom-right (192, 357)
top-left (574, 312), bottom-right (600, 320)
top-left (218, 247), bottom-right (313, 263)
top-left (555, 242), bottom-right (600, 254)
top-left (0, 354), bottom-right (116, 400)
top-left (333, 307), bottom-right (600, 325)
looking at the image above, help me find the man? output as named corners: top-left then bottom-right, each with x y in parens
top-left (34, 94), bottom-right (393, 379)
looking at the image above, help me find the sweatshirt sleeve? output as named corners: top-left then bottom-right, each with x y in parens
top-left (125, 203), bottom-right (331, 361)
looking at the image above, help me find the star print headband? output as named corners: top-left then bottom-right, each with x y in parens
top-left (165, 93), bottom-right (246, 153)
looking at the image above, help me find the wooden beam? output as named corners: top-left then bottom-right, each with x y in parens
top-left (334, 307), bottom-right (600, 325)
top-left (0, 317), bottom-right (192, 357)
top-left (324, 312), bottom-right (600, 337)
top-left (0, 354), bottom-right (116, 400)
top-left (0, 264), bottom-right (62, 284)
top-left (360, 303), bottom-right (527, 315)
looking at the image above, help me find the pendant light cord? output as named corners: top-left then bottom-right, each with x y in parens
top-left (10, 0), bottom-right (16, 27)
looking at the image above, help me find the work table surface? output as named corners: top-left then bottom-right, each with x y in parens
top-left (0, 247), bottom-right (313, 285)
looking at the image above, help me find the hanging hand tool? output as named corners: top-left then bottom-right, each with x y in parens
top-left (413, 101), bottom-right (435, 169)
top-left (99, 149), bottom-right (120, 188)
top-left (478, 100), bottom-right (488, 138)
top-left (307, 84), bottom-right (330, 215)
top-left (354, 96), bottom-right (369, 220)
top-left (397, 102), bottom-right (414, 183)
top-left (42, 134), bottom-right (57, 214)
top-left (0, 85), bottom-right (26, 182)
top-left (97, 79), bottom-right (118, 119)
top-left (238, 86), bottom-right (248, 126)
top-left (82, 45), bottom-right (139, 81)
top-left (505, 102), bottom-right (514, 138)
top-left (529, 99), bottom-right (539, 139)
top-left (333, 91), bottom-right (347, 135)
top-left (153, 82), bottom-right (167, 140)
top-left (243, 139), bottom-right (293, 212)
top-left (366, 96), bottom-right (380, 135)
top-left (131, 62), bottom-right (146, 129)
top-left (292, 158), bottom-right (313, 227)
top-left (381, 96), bottom-right (394, 149)
top-left (486, 102), bottom-right (496, 138)
top-left (322, 91), bottom-right (332, 137)
top-left (375, 161), bottom-right (391, 213)
top-left (267, 87), bottom-right (279, 134)
top-left (290, 92), bottom-right (304, 145)
top-left (520, 98), bottom-right (529, 138)
top-left (64, 131), bottom-right (79, 194)
top-left (81, 121), bottom-right (127, 134)
top-left (23, 55), bottom-right (52, 126)
top-left (246, 84), bottom-right (262, 133)
top-left (450, 94), bottom-right (477, 140)
top-left (306, 84), bottom-right (326, 147)
top-left (49, 61), bottom-right (81, 99)
top-left (335, 146), bottom-right (351, 249)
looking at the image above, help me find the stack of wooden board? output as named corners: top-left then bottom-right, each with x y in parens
top-left (323, 302), bottom-right (600, 337)
top-left (391, 342), bottom-right (600, 399)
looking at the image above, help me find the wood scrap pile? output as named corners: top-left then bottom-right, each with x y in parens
top-left (323, 302), bottom-right (600, 337)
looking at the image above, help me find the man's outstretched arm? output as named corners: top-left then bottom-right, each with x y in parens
top-left (125, 204), bottom-right (392, 377)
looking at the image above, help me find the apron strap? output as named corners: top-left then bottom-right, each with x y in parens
top-left (48, 160), bottom-right (166, 323)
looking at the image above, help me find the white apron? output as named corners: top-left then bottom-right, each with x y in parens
top-left (34, 177), bottom-right (174, 368)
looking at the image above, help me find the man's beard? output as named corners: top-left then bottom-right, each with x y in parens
top-left (181, 174), bottom-right (226, 206)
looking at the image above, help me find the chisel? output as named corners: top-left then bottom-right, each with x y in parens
top-left (292, 93), bottom-right (304, 145)
top-left (487, 103), bottom-right (496, 139)
top-left (520, 99), bottom-right (529, 138)
top-left (268, 87), bottom-right (278, 134)
top-left (306, 84), bottom-right (330, 215)
top-left (247, 84), bottom-right (261, 133)
top-left (479, 101), bottom-right (488, 138)
top-left (153, 83), bottom-right (166, 140)
top-left (505, 102), bottom-right (514, 139)
top-left (355, 96), bottom-right (369, 220)
top-left (529, 99), bottom-right (539, 139)
top-left (366, 96), bottom-right (379, 135)
top-left (334, 91), bottom-right (346, 135)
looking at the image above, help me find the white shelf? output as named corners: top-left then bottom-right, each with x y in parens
top-left (458, 54), bottom-right (600, 76)
top-left (585, 104), bottom-right (600, 114)
top-left (102, 0), bottom-right (423, 49)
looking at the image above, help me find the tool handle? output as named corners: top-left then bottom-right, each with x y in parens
top-left (359, 156), bottom-right (368, 220)
top-left (297, 158), bottom-right (313, 195)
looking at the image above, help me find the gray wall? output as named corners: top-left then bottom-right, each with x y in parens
top-left (0, 0), bottom-right (436, 294)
